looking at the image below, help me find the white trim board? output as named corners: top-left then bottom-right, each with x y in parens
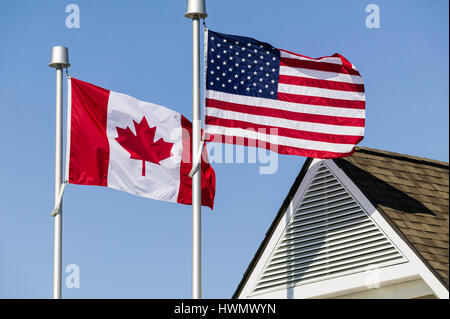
top-left (245, 263), bottom-right (421, 299)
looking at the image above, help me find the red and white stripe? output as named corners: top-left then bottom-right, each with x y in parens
top-left (205, 49), bottom-right (365, 158)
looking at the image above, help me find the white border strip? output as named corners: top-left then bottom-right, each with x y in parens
top-left (278, 83), bottom-right (365, 101)
top-left (279, 66), bottom-right (364, 84)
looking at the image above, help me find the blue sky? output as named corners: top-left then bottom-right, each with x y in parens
top-left (0, 0), bottom-right (448, 298)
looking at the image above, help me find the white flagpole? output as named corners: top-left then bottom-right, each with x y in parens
top-left (185, 0), bottom-right (207, 299)
top-left (49, 46), bottom-right (70, 299)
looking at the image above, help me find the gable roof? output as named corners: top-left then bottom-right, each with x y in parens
top-left (333, 147), bottom-right (449, 288)
top-left (233, 147), bottom-right (449, 298)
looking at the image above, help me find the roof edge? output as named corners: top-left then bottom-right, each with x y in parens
top-left (355, 146), bottom-right (449, 169)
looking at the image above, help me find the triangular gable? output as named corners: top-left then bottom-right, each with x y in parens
top-left (235, 159), bottom-right (449, 299)
top-left (248, 161), bottom-right (407, 297)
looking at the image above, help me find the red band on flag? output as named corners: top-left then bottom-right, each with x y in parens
top-left (69, 78), bottom-right (110, 186)
top-left (277, 92), bottom-right (365, 109)
top-left (206, 98), bottom-right (365, 127)
top-left (178, 116), bottom-right (216, 209)
top-left (205, 116), bottom-right (364, 145)
top-left (280, 57), bottom-right (361, 76)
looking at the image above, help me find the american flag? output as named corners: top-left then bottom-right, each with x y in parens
top-left (204, 30), bottom-right (365, 158)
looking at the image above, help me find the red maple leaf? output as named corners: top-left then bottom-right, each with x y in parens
top-left (115, 116), bottom-right (174, 176)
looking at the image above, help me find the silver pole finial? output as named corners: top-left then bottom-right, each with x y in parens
top-left (185, 0), bottom-right (207, 19)
top-left (49, 46), bottom-right (70, 69)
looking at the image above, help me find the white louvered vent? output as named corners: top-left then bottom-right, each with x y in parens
top-left (252, 163), bottom-right (407, 295)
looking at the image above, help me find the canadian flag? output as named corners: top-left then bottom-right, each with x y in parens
top-left (67, 78), bottom-right (215, 209)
